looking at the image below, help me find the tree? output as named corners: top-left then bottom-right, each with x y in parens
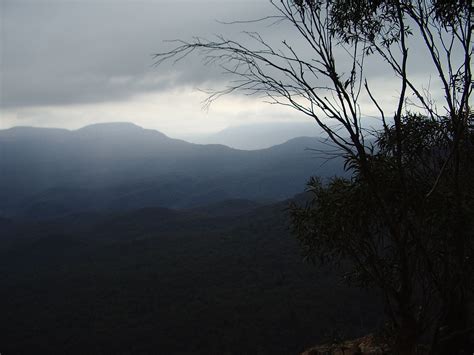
top-left (291, 113), bottom-right (473, 353)
top-left (154, 1), bottom-right (473, 353)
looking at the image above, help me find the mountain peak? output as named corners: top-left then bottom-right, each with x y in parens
top-left (75, 122), bottom-right (170, 140)
top-left (76, 122), bottom-right (143, 132)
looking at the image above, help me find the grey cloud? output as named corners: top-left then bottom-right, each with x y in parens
top-left (1, 0), bottom-right (272, 108)
top-left (1, 0), bottom-right (448, 110)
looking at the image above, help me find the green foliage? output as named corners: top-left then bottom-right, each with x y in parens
top-left (291, 113), bottom-right (474, 352)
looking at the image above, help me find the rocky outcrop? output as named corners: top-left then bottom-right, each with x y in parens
top-left (301, 334), bottom-right (389, 355)
top-left (301, 334), bottom-right (433, 355)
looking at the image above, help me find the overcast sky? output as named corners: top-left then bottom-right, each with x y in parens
top-left (0, 0), bottom-right (449, 137)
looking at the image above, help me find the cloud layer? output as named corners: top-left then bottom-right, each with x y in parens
top-left (1, 0), bottom-right (275, 108)
top-left (1, 0), bottom-right (453, 134)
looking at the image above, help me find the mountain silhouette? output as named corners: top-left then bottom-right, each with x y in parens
top-left (0, 122), bottom-right (344, 218)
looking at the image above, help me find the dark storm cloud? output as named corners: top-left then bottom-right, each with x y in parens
top-left (1, 0), bottom-right (442, 110)
top-left (0, 0), bottom-right (273, 108)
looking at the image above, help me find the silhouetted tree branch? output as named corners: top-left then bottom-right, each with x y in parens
top-left (154, 1), bottom-right (473, 353)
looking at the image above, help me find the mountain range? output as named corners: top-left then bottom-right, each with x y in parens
top-left (181, 121), bottom-right (323, 150)
top-left (0, 122), bottom-right (380, 354)
top-left (0, 122), bottom-right (344, 219)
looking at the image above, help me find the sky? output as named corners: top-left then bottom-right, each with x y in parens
top-left (0, 0), bottom-right (450, 138)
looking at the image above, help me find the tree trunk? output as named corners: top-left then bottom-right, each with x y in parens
top-left (393, 317), bottom-right (418, 355)
top-left (435, 300), bottom-right (472, 355)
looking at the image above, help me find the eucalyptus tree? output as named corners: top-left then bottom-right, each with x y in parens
top-left (154, 1), bottom-right (473, 353)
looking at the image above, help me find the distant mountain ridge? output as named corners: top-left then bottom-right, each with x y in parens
top-left (0, 122), bottom-right (344, 219)
top-left (182, 121), bottom-right (323, 150)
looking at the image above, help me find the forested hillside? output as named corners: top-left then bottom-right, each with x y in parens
top-left (0, 196), bottom-right (381, 354)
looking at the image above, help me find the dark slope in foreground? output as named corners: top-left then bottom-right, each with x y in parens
top-left (0, 198), bottom-right (381, 355)
top-left (0, 123), bottom-right (343, 219)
